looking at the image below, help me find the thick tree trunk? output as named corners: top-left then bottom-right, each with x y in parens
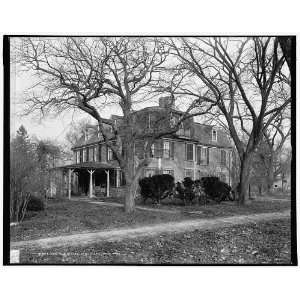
top-left (238, 154), bottom-right (252, 205)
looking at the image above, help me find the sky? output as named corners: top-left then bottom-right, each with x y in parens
top-left (10, 36), bottom-right (291, 148)
top-left (10, 61), bottom-right (119, 142)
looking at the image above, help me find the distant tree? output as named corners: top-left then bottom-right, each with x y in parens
top-left (35, 139), bottom-right (61, 198)
top-left (10, 126), bottom-right (36, 222)
top-left (65, 118), bottom-right (94, 147)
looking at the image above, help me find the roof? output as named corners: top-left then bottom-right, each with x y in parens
top-left (193, 123), bottom-right (232, 148)
top-left (72, 105), bottom-right (232, 149)
top-left (56, 162), bottom-right (116, 171)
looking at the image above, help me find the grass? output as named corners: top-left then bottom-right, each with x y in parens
top-left (10, 199), bottom-right (196, 242)
top-left (10, 197), bottom-right (290, 243)
top-left (19, 219), bottom-right (291, 264)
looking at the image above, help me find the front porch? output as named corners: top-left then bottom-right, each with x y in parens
top-left (53, 162), bottom-right (125, 199)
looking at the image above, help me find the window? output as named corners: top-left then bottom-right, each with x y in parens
top-left (94, 146), bottom-right (98, 161)
top-left (184, 169), bottom-right (193, 179)
top-left (186, 143), bottom-right (194, 161)
top-left (144, 168), bottom-right (156, 177)
top-left (163, 169), bottom-right (174, 176)
top-left (163, 141), bottom-right (170, 158)
top-left (184, 128), bottom-right (191, 137)
top-left (198, 171), bottom-right (208, 179)
top-left (98, 145), bottom-right (102, 162)
top-left (89, 147), bottom-right (94, 162)
top-left (177, 123), bottom-right (184, 136)
top-left (150, 143), bottom-right (155, 157)
top-left (83, 148), bottom-right (87, 162)
top-left (196, 146), bottom-right (202, 165)
top-left (80, 149), bottom-right (83, 163)
top-left (107, 147), bottom-right (113, 161)
top-left (220, 149), bottom-right (226, 166)
top-left (212, 129), bottom-right (217, 142)
top-left (197, 147), bottom-right (209, 165)
top-left (75, 151), bottom-right (80, 164)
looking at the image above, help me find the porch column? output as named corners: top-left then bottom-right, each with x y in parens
top-left (105, 170), bottom-right (110, 197)
top-left (68, 169), bottom-right (74, 200)
top-left (87, 169), bottom-right (95, 198)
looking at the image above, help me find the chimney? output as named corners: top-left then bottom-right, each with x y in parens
top-left (159, 96), bottom-right (175, 109)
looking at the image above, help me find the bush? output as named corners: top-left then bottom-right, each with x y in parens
top-left (139, 174), bottom-right (175, 204)
top-left (182, 177), bottom-right (195, 205)
top-left (200, 177), bottom-right (232, 203)
top-left (27, 195), bottom-right (45, 211)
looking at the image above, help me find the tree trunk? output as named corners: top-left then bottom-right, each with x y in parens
top-left (124, 169), bottom-right (143, 213)
top-left (238, 154), bottom-right (252, 205)
top-left (267, 155), bottom-right (274, 193)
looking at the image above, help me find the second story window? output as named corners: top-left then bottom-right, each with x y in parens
top-left (186, 143), bottom-right (194, 161)
top-left (83, 148), bottom-right (87, 162)
top-left (76, 151), bottom-right (80, 164)
top-left (163, 141), bottom-right (170, 158)
top-left (221, 149), bottom-right (226, 166)
top-left (89, 147), bottom-right (94, 162)
top-left (94, 145), bottom-right (98, 162)
top-left (79, 149), bottom-right (83, 163)
top-left (107, 147), bottom-right (113, 161)
top-left (150, 143), bottom-right (155, 158)
top-left (212, 129), bottom-right (217, 142)
top-left (177, 123), bottom-right (184, 136)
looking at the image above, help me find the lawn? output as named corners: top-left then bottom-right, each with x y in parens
top-left (10, 200), bottom-right (196, 242)
top-left (19, 219), bottom-right (291, 264)
top-left (10, 197), bottom-right (290, 242)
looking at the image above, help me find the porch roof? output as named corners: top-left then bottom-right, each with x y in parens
top-left (57, 162), bottom-right (116, 171)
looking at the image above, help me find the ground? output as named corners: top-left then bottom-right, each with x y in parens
top-left (18, 219), bottom-right (291, 264)
top-left (10, 196), bottom-right (292, 265)
top-left (10, 197), bottom-right (290, 242)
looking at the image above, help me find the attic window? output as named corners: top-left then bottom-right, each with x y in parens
top-left (212, 129), bottom-right (217, 142)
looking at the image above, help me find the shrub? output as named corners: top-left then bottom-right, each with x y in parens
top-left (200, 177), bottom-right (232, 203)
top-left (27, 195), bottom-right (45, 211)
top-left (182, 177), bottom-right (195, 205)
top-left (139, 174), bottom-right (175, 204)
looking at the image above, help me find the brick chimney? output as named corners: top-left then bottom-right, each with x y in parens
top-left (159, 96), bottom-right (175, 109)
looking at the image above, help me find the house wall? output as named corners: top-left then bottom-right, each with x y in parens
top-left (144, 138), bottom-right (232, 184)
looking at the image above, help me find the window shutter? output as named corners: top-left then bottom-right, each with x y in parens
top-left (98, 145), bottom-right (102, 162)
top-left (154, 140), bottom-right (162, 158)
top-left (86, 147), bottom-right (89, 161)
top-left (207, 148), bottom-right (210, 165)
top-left (197, 146), bottom-right (201, 165)
top-left (170, 141), bottom-right (174, 159)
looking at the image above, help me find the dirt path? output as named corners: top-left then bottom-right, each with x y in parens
top-left (11, 210), bottom-right (290, 250)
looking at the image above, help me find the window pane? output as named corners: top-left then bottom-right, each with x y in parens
top-left (163, 141), bottom-right (170, 158)
top-left (186, 144), bottom-right (194, 161)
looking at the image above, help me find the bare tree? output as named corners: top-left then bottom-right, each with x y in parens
top-left (16, 37), bottom-right (210, 212)
top-left (169, 37), bottom-right (291, 204)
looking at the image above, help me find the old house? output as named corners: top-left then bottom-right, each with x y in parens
top-left (51, 97), bottom-right (233, 199)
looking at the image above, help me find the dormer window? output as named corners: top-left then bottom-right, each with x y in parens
top-left (212, 129), bottom-right (217, 142)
